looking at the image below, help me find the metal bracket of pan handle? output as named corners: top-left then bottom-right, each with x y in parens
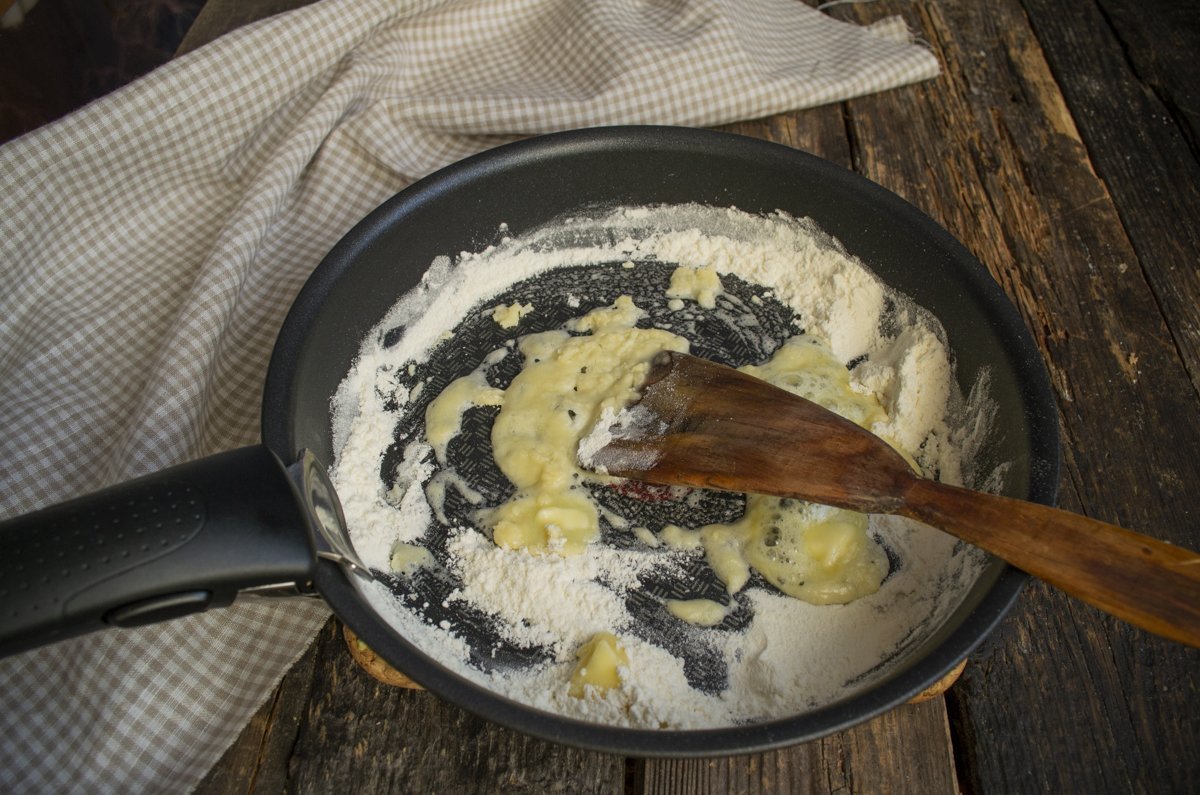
top-left (237, 581), bottom-right (322, 599)
top-left (287, 449), bottom-right (375, 585)
top-left (238, 450), bottom-right (375, 602)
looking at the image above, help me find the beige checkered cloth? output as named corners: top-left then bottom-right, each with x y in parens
top-left (0, 0), bottom-right (936, 790)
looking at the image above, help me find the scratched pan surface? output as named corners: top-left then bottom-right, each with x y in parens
top-left (262, 126), bottom-right (1060, 755)
top-left (375, 258), bottom-right (799, 688)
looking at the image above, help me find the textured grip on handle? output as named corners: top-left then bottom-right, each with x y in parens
top-left (3, 479), bottom-right (205, 637)
top-left (0, 446), bottom-right (318, 656)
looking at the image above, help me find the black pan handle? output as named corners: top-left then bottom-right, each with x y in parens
top-left (0, 445), bottom-right (317, 657)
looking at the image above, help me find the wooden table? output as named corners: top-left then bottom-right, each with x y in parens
top-left (189, 1), bottom-right (1200, 792)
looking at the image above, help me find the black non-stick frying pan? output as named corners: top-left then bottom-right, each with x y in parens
top-left (0, 126), bottom-right (1059, 755)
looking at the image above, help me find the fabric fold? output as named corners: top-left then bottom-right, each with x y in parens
top-left (0, 0), bottom-right (937, 790)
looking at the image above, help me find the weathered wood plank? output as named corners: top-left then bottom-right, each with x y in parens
top-left (1021, 0), bottom-right (1200, 394)
top-left (194, 632), bottom-right (321, 795)
top-left (193, 697), bottom-right (275, 794)
top-left (1006, 1), bottom-right (1200, 788)
top-left (1093, 0), bottom-right (1200, 154)
top-left (720, 107), bottom-right (854, 172)
top-left (824, 0), bottom-right (1200, 791)
top-left (638, 698), bottom-right (957, 795)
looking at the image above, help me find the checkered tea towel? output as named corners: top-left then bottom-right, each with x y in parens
top-left (0, 0), bottom-right (937, 790)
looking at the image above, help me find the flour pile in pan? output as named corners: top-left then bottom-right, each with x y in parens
top-left (330, 204), bottom-right (998, 729)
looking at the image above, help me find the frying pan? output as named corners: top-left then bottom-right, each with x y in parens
top-left (0, 126), bottom-right (1060, 755)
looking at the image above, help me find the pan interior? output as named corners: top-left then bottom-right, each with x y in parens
top-left (368, 258), bottom-right (847, 688)
top-left (264, 126), bottom-right (1058, 755)
top-left (323, 204), bottom-right (1011, 730)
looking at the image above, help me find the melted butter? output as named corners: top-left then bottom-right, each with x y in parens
top-left (491, 301), bottom-right (534, 328)
top-left (428, 296), bottom-right (688, 556)
top-left (425, 469), bottom-right (484, 525)
top-left (699, 525), bottom-right (752, 593)
top-left (565, 294), bottom-right (646, 332)
top-left (658, 523), bottom-right (702, 551)
top-left (665, 598), bottom-right (729, 627)
top-left (660, 335), bottom-right (891, 607)
top-left (666, 265), bottom-right (724, 309)
top-left (489, 489), bottom-right (597, 554)
top-left (744, 335), bottom-right (921, 473)
top-left (631, 526), bottom-right (659, 547)
top-left (739, 499), bottom-right (886, 605)
top-left (488, 298), bottom-right (687, 554)
top-left (568, 632), bottom-right (628, 698)
top-left (425, 370), bottom-right (505, 462)
top-left (741, 335), bottom-right (885, 427)
top-left (390, 541), bottom-right (434, 573)
top-left (423, 295), bottom-right (896, 608)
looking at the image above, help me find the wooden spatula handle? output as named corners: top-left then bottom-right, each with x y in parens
top-left (902, 479), bottom-right (1200, 647)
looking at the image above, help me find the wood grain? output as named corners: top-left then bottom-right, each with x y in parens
top-left (1024, 0), bottom-right (1200, 387)
top-left (720, 107), bottom-right (854, 172)
top-left (639, 699), bottom-right (958, 795)
top-left (598, 351), bottom-right (1200, 646)
top-left (195, 632), bottom-right (320, 794)
top-left (830, 0), bottom-right (1200, 790)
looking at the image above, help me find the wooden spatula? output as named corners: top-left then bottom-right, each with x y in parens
top-left (586, 351), bottom-right (1200, 647)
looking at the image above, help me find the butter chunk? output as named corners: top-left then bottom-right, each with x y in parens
top-left (666, 265), bottom-right (724, 309)
top-left (665, 598), bottom-right (729, 627)
top-left (743, 505), bottom-right (887, 605)
top-left (491, 301), bottom-right (534, 328)
top-left (389, 542), bottom-right (434, 574)
top-left (568, 632), bottom-right (629, 698)
top-left (490, 490), bottom-right (597, 555)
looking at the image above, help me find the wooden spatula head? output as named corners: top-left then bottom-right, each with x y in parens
top-left (585, 351), bottom-right (1200, 648)
top-left (588, 351), bottom-right (919, 514)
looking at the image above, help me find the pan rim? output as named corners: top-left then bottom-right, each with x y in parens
top-left (263, 125), bottom-right (1058, 756)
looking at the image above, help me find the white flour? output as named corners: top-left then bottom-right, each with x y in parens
top-left (330, 204), bottom-right (996, 729)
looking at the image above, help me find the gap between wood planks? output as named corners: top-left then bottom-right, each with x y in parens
top-left (245, 686), bottom-right (285, 794)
